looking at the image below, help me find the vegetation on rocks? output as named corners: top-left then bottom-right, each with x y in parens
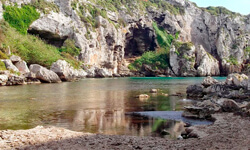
top-left (227, 56), bottom-right (239, 65)
top-left (244, 46), bottom-right (250, 57)
top-left (0, 21), bottom-right (80, 69)
top-left (30, 0), bottom-right (60, 14)
top-left (128, 22), bottom-right (178, 71)
top-left (203, 6), bottom-right (240, 18)
top-left (3, 5), bottom-right (40, 34)
top-left (0, 61), bottom-right (6, 70)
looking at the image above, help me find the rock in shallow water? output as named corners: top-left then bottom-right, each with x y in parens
top-left (29, 64), bottom-right (61, 83)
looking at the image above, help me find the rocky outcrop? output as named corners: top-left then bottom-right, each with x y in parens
top-left (51, 60), bottom-right (86, 81)
top-left (29, 64), bottom-right (61, 83)
top-left (225, 73), bottom-right (248, 89)
top-left (182, 98), bottom-right (245, 119)
top-left (187, 74), bottom-right (249, 101)
top-left (169, 42), bottom-right (196, 76)
top-left (196, 45), bottom-right (220, 76)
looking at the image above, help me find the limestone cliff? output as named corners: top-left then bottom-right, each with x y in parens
top-left (0, 0), bottom-right (249, 77)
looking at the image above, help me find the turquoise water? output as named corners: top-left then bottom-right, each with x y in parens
top-left (0, 77), bottom-right (226, 137)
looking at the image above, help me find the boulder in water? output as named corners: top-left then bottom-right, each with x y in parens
top-left (29, 64), bottom-right (61, 83)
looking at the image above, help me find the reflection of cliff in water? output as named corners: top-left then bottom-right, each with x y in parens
top-left (69, 109), bottom-right (185, 137)
top-left (0, 78), bottom-right (206, 137)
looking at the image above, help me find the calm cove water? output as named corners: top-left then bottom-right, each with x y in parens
top-left (0, 77), bottom-right (225, 138)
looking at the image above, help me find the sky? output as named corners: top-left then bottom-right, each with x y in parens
top-left (189, 0), bottom-right (250, 15)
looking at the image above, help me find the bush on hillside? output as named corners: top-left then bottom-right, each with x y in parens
top-left (3, 5), bottom-right (40, 34)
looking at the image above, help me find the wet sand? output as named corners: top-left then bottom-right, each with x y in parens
top-left (0, 113), bottom-right (249, 150)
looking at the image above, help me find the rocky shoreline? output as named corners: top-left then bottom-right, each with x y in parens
top-left (0, 113), bottom-right (249, 149)
top-left (183, 73), bottom-right (250, 119)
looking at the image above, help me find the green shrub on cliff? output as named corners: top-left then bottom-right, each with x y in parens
top-left (30, 0), bottom-right (59, 14)
top-left (58, 39), bottom-right (81, 56)
top-left (128, 22), bottom-right (177, 71)
top-left (203, 6), bottom-right (240, 18)
top-left (0, 21), bottom-right (80, 68)
top-left (0, 61), bottom-right (6, 71)
top-left (152, 22), bottom-right (175, 50)
top-left (227, 56), bottom-right (239, 65)
top-left (244, 46), bottom-right (250, 57)
top-left (3, 5), bottom-right (40, 34)
top-left (129, 49), bottom-right (169, 71)
top-left (0, 51), bottom-right (8, 59)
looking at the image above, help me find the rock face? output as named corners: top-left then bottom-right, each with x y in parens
top-left (196, 45), bottom-right (220, 76)
top-left (29, 64), bottom-right (61, 83)
top-left (1, 0), bottom-right (250, 76)
top-left (51, 60), bottom-right (86, 81)
top-left (170, 43), bottom-right (196, 76)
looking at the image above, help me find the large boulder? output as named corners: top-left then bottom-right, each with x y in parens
top-left (29, 64), bottom-right (61, 83)
top-left (50, 60), bottom-right (86, 81)
top-left (14, 60), bottom-right (30, 75)
top-left (2, 59), bottom-right (19, 72)
top-left (186, 84), bottom-right (204, 98)
top-left (225, 73), bottom-right (248, 89)
top-left (217, 98), bottom-right (240, 112)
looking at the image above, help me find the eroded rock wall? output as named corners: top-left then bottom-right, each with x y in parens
top-left (1, 0), bottom-right (249, 76)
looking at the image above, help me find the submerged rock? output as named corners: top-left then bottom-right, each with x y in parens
top-left (29, 64), bottom-right (61, 83)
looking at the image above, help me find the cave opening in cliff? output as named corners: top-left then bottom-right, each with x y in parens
top-left (124, 27), bottom-right (157, 58)
top-left (28, 29), bottom-right (68, 47)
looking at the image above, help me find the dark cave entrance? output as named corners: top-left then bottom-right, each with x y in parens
top-left (28, 29), bottom-right (68, 47)
top-left (124, 26), bottom-right (158, 57)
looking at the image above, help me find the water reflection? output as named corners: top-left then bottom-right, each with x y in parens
top-left (0, 77), bottom-right (226, 137)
